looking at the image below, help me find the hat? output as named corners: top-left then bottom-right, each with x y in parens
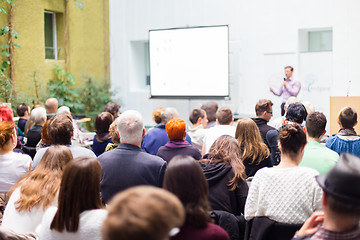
top-left (316, 153), bottom-right (360, 204)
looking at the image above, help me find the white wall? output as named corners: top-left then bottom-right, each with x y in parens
top-left (109, 0), bottom-right (360, 129)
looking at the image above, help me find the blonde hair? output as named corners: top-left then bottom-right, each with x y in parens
top-left (235, 118), bottom-right (269, 165)
top-left (8, 145), bottom-right (73, 212)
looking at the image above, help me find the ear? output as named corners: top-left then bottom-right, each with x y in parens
top-left (196, 117), bottom-right (202, 125)
top-left (354, 121), bottom-right (358, 127)
top-left (142, 128), bottom-right (146, 138)
top-left (231, 118), bottom-right (234, 125)
top-left (321, 130), bottom-right (326, 136)
top-left (216, 119), bottom-right (219, 125)
top-left (300, 144), bottom-right (306, 153)
top-left (278, 141), bottom-right (282, 152)
top-left (117, 130), bottom-right (120, 139)
top-left (337, 119), bottom-right (341, 126)
top-left (304, 126), bottom-right (307, 133)
top-left (322, 192), bottom-right (327, 207)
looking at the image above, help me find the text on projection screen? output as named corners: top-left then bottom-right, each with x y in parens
top-left (149, 26), bottom-right (229, 97)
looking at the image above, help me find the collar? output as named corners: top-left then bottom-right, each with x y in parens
top-left (311, 225), bottom-right (360, 240)
top-left (156, 124), bottom-right (166, 129)
top-left (338, 128), bottom-right (357, 136)
top-left (117, 143), bottom-right (142, 151)
top-left (165, 140), bottom-right (191, 148)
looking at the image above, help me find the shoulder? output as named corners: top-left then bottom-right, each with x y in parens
top-left (205, 223), bottom-right (230, 240)
top-left (70, 146), bottom-right (96, 158)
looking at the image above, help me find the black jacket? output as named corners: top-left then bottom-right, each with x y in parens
top-left (252, 118), bottom-right (274, 147)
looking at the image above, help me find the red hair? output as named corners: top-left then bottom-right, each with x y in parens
top-left (166, 118), bottom-right (186, 141)
top-left (0, 106), bottom-right (14, 123)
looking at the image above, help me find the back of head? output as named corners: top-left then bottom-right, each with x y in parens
top-left (285, 103), bottom-right (307, 124)
top-left (306, 112), bottom-right (326, 138)
top-left (0, 106), bottom-right (14, 123)
top-left (216, 107), bottom-right (233, 125)
top-left (285, 96), bottom-right (299, 110)
top-left (104, 102), bottom-right (121, 117)
top-left (189, 109), bottom-right (205, 125)
top-left (152, 107), bottom-right (164, 125)
top-left (164, 156), bottom-right (211, 228)
top-left (201, 101), bottom-right (218, 123)
top-left (31, 107), bottom-right (47, 124)
top-left (339, 107), bottom-right (357, 129)
top-left (95, 112), bottom-right (114, 134)
top-left (41, 120), bottom-right (52, 145)
top-left (108, 118), bottom-right (120, 145)
top-left (45, 98), bottom-right (58, 113)
top-left (117, 110), bottom-right (143, 144)
top-left (0, 121), bottom-right (15, 147)
top-left (102, 186), bottom-right (185, 240)
top-left (16, 103), bottom-right (29, 117)
top-left (56, 106), bottom-right (70, 115)
top-left (166, 118), bottom-right (186, 141)
top-left (235, 118), bottom-right (269, 163)
top-left (38, 145), bottom-right (73, 171)
top-left (48, 112), bottom-right (74, 145)
top-left (302, 100), bottom-right (315, 115)
top-left (255, 99), bottom-right (273, 116)
top-left (51, 157), bottom-right (102, 232)
top-left (161, 107), bottom-right (179, 124)
top-left (279, 124), bottom-right (306, 156)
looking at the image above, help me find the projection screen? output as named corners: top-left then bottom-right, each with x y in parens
top-left (149, 25), bottom-right (229, 98)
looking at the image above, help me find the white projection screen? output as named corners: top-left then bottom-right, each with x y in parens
top-left (149, 25), bottom-right (229, 97)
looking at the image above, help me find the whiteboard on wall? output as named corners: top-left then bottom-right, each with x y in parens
top-left (149, 25), bottom-right (229, 97)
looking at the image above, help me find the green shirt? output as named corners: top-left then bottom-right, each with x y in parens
top-left (300, 140), bottom-right (339, 174)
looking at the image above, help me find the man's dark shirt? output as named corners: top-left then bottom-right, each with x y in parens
top-left (252, 118), bottom-right (275, 147)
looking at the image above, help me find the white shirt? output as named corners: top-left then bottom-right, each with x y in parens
top-left (203, 125), bottom-right (236, 154)
top-left (0, 152), bottom-right (31, 192)
top-left (36, 207), bottom-right (108, 240)
top-left (245, 166), bottom-right (322, 224)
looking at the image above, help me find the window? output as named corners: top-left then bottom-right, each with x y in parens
top-left (44, 11), bottom-right (57, 59)
top-left (308, 30), bottom-right (332, 52)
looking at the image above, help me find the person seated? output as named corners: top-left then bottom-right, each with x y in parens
top-left (200, 135), bottom-right (248, 216)
top-left (0, 105), bottom-right (23, 149)
top-left (2, 146), bottom-right (73, 234)
top-left (164, 156), bottom-right (230, 240)
top-left (252, 99), bottom-right (274, 147)
top-left (105, 119), bottom-right (120, 151)
top-left (245, 124), bottom-right (322, 225)
top-left (326, 107), bottom-right (360, 158)
top-left (292, 153), bottom-right (360, 240)
top-left (102, 186), bottom-right (185, 240)
top-left (104, 102), bottom-right (120, 119)
top-left (16, 103), bottom-right (30, 133)
top-left (45, 98), bottom-right (58, 120)
top-left (25, 107), bottom-right (46, 148)
top-left (36, 157), bottom-right (108, 240)
top-left (157, 118), bottom-right (201, 163)
top-left (235, 118), bottom-right (272, 178)
top-left (187, 109), bottom-right (208, 151)
top-left (201, 101), bottom-right (218, 129)
top-left (36, 120), bottom-right (52, 150)
top-left (300, 112), bottom-right (339, 174)
top-left (92, 112), bottom-right (113, 156)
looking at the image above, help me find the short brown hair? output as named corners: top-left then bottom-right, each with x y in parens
top-left (102, 186), bottom-right (185, 240)
top-left (152, 107), bottom-right (163, 124)
top-left (306, 112), bottom-right (326, 138)
top-left (285, 66), bottom-right (294, 71)
top-left (189, 109), bottom-right (205, 124)
top-left (216, 107), bottom-right (233, 125)
top-left (47, 113), bottom-right (74, 145)
top-left (201, 102), bottom-right (218, 122)
top-left (255, 99), bottom-right (273, 116)
top-left (279, 124), bottom-right (306, 157)
top-left (339, 107), bottom-right (357, 129)
top-left (16, 103), bottom-right (29, 117)
top-left (95, 112), bottom-right (114, 134)
top-left (104, 102), bottom-right (121, 117)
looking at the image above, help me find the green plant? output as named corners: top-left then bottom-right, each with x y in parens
top-left (47, 65), bottom-right (83, 113)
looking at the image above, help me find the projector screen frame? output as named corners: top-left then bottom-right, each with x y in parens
top-left (148, 25), bottom-right (230, 99)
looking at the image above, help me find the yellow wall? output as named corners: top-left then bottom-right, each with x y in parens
top-left (5, 0), bottom-right (109, 100)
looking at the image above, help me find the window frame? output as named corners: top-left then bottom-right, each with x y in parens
top-left (44, 11), bottom-right (58, 60)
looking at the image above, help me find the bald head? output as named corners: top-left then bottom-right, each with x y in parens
top-left (45, 98), bottom-right (58, 114)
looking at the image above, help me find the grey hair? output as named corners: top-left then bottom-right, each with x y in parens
top-left (31, 107), bottom-right (47, 124)
top-left (285, 97), bottom-right (299, 109)
top-left (117, 110), bottom-right (144, 144)
top-left (57, 106), bottom-right (71, 115)
top-left (161, 107), bottom-right (179, 124)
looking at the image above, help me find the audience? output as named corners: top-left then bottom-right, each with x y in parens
top-left (187, 109), bottom-right (208, 151)
top-left (235, 118), bottom-right (272, 178)
top-left (152, 107), bottom-right (164, 125)
top-left (200, 135), bottom-right (248, 216)
top-left (104, 102), bottom-right (121, 119)
top-left (203, 107), bottom-right (235, 154)
top-left (36, 120), bottom-right (52, 150)
top-left (326, 107), bottom-right (360, 157)
top-left (102, 186), bottom-right (184, 240)
top-left (245, 124), bottom-right (322, 224)
top-left (32, 113), bottom-right (96, 168)
top-left (201, 101), bottom-right (218, 129)
top-left (35, 157), bottom-right (107, 240)
top-left (0, 121), bottom-right (32, 193)
top-left (105, 118), bottom-right (120, 151)
top-left (157, 118), bottom-right (201, 163)
top-left (92, 112), bottom-right (113, 156)
top-left (142, 107), bottom-right (192, 155)
top-left (292, 153), bottom-right (360, 240)
top-left (0, 105), bottom-right (23, 148)
top-left (300, 112), bottom-right (339, 174)
top-left (16, 103), bottom-right (30, 133)
top-left (164, 156), bottom-right (230, 240)
top-left (2, 146), bottom-right (73, 234)
top-left (268, 96), bottom-right (299, 129)
top-left (98, 110), bottom-right (167, 204)
top-left (45, 98), bottom-right (58, 120)
top-left (252, 99), bottom-right (275, 147)
top-left (25, 107), bottom-right (46, 148)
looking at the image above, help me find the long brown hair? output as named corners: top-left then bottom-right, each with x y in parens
top-left (235, 118), bottom-right (269, 165)
top-left (8, 145), bottom-right (73, 212)
top-left (163, 156), bottom-right (211, 228)
top-left (50, 157), bottom-right (103, 232)
top-left (207, 135), bottom-right (246, 190)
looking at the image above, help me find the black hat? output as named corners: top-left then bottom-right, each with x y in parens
top-left (316, 153), bottom-right (360, 204)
